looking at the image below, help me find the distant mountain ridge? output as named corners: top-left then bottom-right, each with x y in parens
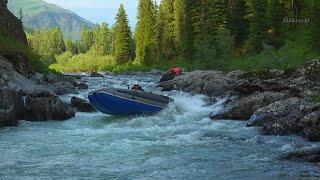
top-left (8, 0), bottom-right (94, 40)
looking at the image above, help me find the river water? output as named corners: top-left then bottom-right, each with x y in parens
top-left (0, 74), bottom-right (319, 179)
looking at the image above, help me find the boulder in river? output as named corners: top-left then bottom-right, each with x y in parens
top-left (281, 148), bottom-right (320, 163)
top-left (71, 97), bottom-right (96, 113)
top-left (90, 72), bottom-right (104, 77)
top-left (158, 70), bottom-right (235, 96)
top-left (25, 91), bottom-right (75, 121)
top-left (0, 87), bottom-right (25, 120)
top-left (159, 72), bottom-right (176, 83)
top-left (0, 104), bottom-right (18, 127)
top-left (248, 97), bottom-right (320, 138)
top-left (211, 91), bottom-right (289, 120)
top-left (76, 83), bottom-right (89, 90)
top-left (53, 81), bottom-right (78, 95)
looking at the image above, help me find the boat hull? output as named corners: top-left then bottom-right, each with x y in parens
top-left (88, 89), bottom-right (168, 115)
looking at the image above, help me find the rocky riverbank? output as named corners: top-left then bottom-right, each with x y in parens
top-left (158, 59), bottom-right (320, 163)
top-left (0, 55), bottom-right (95, 127)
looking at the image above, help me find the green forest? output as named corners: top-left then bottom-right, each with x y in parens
top-left (25, 0), bottom-right (320, 73)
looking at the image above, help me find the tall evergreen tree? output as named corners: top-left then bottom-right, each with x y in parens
top-left (81, 26), bottom-right (94, 52)
top-left (114, 4), bottom-right (132, 64)
top-left (50, 28), bottom-right (66, 55)
top-left (160, 0), bottom-right (176, 60)
top-left (174, 0), bottom-right (194, 58)
top-left (230, 0), bottom-right (249, 48)
top-left (214, 0), bottom-right (229, 29)
top-left (249, 0), bottom-right (268, 52)
top-left (268, 0), bottom-right (285, 48)
top-left (65, 39), bottom-right (76, 54)
top-left (135, 0), bottom-right (157, 65)
top-left (156, 3), bottom-right (165, 60)
top-left (311, 1), bottom-right (320, 52)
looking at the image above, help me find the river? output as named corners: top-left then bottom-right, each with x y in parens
top-left (0, 74), bottom-right (319, 179)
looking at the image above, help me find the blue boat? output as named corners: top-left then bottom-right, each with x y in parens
top-left (88, 88), bottom-right (172, 115)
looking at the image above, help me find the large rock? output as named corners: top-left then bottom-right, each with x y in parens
top-left (158, 70), bottom-right (234, 96)
top-left (211, 91), bottom-right (289, 120)
top-left (0, 87), bottom-right (25, 120)
top-left (4, 52), bottom-right (29, 76)
top-left (282, 148), bottom-right (320, 163)
top-left (248, 98), bottom-right (320, 138)
top-left (71, 97), bottom-right (96, 113)
top-left (298, 110), bottom-right (320, 141)
top-left (25, 91), bottom-right (75, 121)
top-left (53, 81), bottom-right (78, 95)
top-left (0, 104), bottom-right (18, 128)
top-left (0, 57), bottom-right (38, 94)
top-left (90, 72), bottom-right (104, 77)
top-left (159, 72), bottom-right (175, 83)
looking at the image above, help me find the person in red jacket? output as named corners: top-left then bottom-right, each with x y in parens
top-left (169, 67), bottom-right (182, 76)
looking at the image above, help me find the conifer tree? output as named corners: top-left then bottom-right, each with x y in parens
top-left (114, 4), bottom-right (132, 64)
top-left (174, 0), bottom-right (194, 58)
top-left (311, 1), bottom-right (320, 52)
top-left (230, 0), bottom-right (249, 48)
top-left (81, 26), bottom-right (94, 52)
top-left (156, 4), bottom-right (165, 60)
top-left (65, 39), bottom-right (76, 54)
top-left (160, 0), bottom-right (176, 60)
top-left (268, 0), bottom-right (284, 48)
top-left (249, 0), bottom-right (268, 52)
top-left (50, 27), bottom-right (66, 55)
top-left (135, 0), bottom-right (157, 65)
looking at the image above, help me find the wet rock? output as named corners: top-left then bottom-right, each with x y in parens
top-left (76, 83), bottom-right (88, 90)
top-left (211, 91), bottom-right (289, 120)
top-left (0, 87), bottom-right (25, 120)
top-left (71, 97), bottom-right (96, 113)
top-left (25, 91), bottom-right (75, 121)
top-left (248, 97), bottom-right (320, 137)
top-left (90, 72), bottom-right (104, 77)
top-left (0, 56), bottom-right (38, 94)
top-left (0, 104), bottom-right (18, 128)
top-left (298, 110), bottom-right (320, 141)
top-left (282, 148), bottom-right (320, 163)
top-left (232, 79), bottom-right (260, 95)
top-left (226, 70), bottom-right (246, 80)
top-left (159, 72), bottom-right (175, 83)
top-left (30, 72), bottom-right (45, 83)
top-left (158, 70), bottom-right (234, 96)
top-left (53, 81), bottom-right (78, 95)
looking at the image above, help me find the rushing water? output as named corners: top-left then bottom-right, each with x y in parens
top-left (1, 74), bottom-right (320, 179)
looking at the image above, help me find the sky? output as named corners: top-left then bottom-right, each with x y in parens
top-left (44, 0), bottom-right (159, 27)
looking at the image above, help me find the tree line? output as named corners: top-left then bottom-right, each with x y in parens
top-left (28, 0), bottom-right (320, 71)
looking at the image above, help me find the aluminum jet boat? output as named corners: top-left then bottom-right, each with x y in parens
top-left (88, 88), bottom-right (172, 115)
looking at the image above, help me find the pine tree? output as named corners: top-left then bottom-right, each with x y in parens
top-left (65, 39), bottom-right (76, 54)
top-left (81, 26), bottom-right (94, 52)
top-left (114, 4), bottom-right (132, 64)
top-left (160, 0), bottom-right (176, 60)
top-left (135, 0), bottom-right (157, 65)
top-left (249, 0), bottom-right (268, 52)
top-left (50, 28), bottom-right (66, 55)
top-left (230, 0), bottom-right (249, 48)
top-left (174, 0), bottom-right (194, 58)
top-left (311, 1), bottom-right (320, 52)
top-left (214, 0), bottom-right (229, 29)
top-left (156, 3), bottom-right (165, 60)
top-left (268, 0), bottom-right (284, 48)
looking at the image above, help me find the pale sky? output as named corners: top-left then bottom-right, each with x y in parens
top-left (44, 0), bottom-right (160, 27)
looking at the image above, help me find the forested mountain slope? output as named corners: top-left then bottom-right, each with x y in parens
top-left (8, 0), bottom-right (94, 40)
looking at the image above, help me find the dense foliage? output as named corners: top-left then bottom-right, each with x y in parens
top-left (25, 0), bottom-right (320, 73)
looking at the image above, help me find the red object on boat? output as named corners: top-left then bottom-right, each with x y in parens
top-left (168, 67), bottom-right (182, 76)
